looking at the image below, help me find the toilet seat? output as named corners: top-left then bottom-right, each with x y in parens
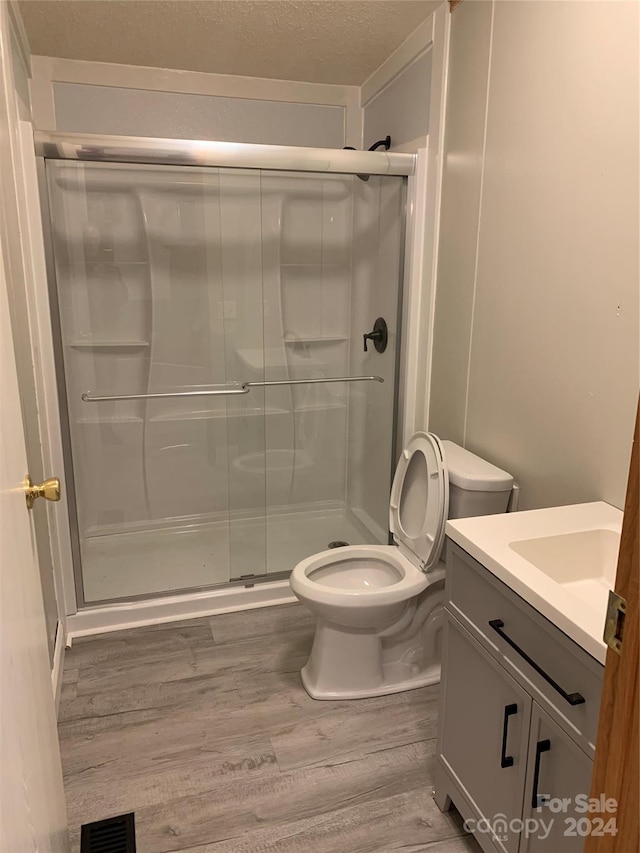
top-left (389, 432), bottom-right (448, 573)
top-left (292, 545), bottom-right (428, 608)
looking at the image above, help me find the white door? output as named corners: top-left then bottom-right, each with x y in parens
top-left (0, 235), bottom-right (68, 850)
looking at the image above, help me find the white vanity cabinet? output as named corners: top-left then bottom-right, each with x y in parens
top-left (435, 543), bottom-right (604, 853)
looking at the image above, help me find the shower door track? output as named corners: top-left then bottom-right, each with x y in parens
top-left (34, 131), bottom-right (416, 177)
top-left (82, 568), bottom-right (295, 608)
top-left (80, 375), bottom-right (384, 403)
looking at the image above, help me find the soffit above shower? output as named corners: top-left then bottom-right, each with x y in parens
top-left (18, 0), bottom-right (441, 86)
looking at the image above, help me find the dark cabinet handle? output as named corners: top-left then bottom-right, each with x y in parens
top-left (531, 739), bottom-right (551, 809)
top-left (500, 703), bottom-right (518, 768)
top-left (488, 620), bottom-right (586, 706)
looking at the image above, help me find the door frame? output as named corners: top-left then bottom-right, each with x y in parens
top-left (0, 176), bottom-right (70, 853)
top-left (0, 0), bottom-right (73, 705)
top-left (18, 122), bottom-right (76, 621)
top-left (0, 5), bottom-right (69, 848)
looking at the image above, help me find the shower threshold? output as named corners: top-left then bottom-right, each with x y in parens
top-left (80, 505), bottom-right (379, 604)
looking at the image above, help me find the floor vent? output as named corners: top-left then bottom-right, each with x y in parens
top-left (81, 813), bottom-right (136, 853)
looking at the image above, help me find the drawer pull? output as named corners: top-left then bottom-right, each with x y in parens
top-left (531, 738), bottom-right (551, 809)
top-left (500, 703), bottom-right (518, 768)
top-left (488, 619), bottom-right (586, 706)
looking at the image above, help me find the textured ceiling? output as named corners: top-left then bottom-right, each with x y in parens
top-left (19, 0), bottom-right (441, 85)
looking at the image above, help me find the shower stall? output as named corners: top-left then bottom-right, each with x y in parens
top-left (37, 133), bottom-right (413, 610)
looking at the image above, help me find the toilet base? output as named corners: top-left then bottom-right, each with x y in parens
top-left (301, 658), bottom-right (441, 700)
top-left (298, 583), bottom-right (445, 700)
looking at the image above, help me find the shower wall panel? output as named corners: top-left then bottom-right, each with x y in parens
top-left (52, 82), bottom-right (346, 148)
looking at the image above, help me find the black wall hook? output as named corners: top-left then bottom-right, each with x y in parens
top-left (368, 135), bottom-right (392, 152)
top-left (343, 136), bottom-right (392, 181)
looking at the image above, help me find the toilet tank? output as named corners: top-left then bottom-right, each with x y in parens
top-left (441, 440), bottom-right (514, 519)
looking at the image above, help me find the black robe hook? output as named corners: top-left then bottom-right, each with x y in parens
top-left (342, 136), bottom-right (392, 182)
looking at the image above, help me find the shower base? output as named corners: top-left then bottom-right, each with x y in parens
top-left (81, 506), bottom-right (379, 603)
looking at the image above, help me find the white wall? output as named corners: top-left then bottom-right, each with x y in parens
top-left (31, 56), bottom-right (358, 148)
top-left (430, 0), bottom-right (639, 511)
top-left (429, 0), bottom-right (492, 448)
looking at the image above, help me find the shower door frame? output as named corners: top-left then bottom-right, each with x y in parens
top-left (36, 131), bottom-right (415, 610)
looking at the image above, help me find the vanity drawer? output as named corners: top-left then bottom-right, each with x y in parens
top-left (445, 542), bottom-right (604, 756)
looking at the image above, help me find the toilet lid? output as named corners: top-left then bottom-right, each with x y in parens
top-left (389, 432), bottom-right (448, 573)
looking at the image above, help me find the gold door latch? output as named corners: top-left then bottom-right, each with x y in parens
top-left (603, 590), bottom-right (627, 655)
top-left (25, 474), bottom-right (61, 510)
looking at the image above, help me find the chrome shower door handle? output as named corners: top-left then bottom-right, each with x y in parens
top-left (81, 385), bottom-right (251, 402)
top-left (81, 376), bottom-right (385, 402)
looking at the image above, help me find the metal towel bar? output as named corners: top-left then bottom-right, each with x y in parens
top-left (81, 375), bottom-right (384, 403)
top-left (245, 376), bottom-right (384, 389)
top-left (81, 386), bottom-right (250, 403)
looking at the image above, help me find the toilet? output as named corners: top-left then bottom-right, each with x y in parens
top-left (290, 432), bottom-right (514, 700)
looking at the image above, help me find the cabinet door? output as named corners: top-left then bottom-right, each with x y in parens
top-left (520, 705), bottom-right (594, 853)
top-left (439, 616), bottom-right (532, 853)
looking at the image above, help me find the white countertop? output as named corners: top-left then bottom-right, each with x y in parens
top-left (446, 501), bottom-right (623, 664)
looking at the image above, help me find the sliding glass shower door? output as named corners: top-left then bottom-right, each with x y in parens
top-left (46, 159), bottom-right (405, 605)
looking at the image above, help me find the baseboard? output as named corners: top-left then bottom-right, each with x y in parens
top-left (51, 619), bottom-right (66, 716)
top-left (66, 579), bottom-right (297, 639)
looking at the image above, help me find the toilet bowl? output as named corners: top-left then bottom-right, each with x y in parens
top-left (290, 432), bottom-right (514, 700)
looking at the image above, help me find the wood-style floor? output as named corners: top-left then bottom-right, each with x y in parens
top-left (59, 603), bottom-right (481, 853)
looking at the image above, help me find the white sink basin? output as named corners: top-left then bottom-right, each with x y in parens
top-left (509, 529), bottom-right (620, 611)
top-left (445, 502), bottom-right (624, 663)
